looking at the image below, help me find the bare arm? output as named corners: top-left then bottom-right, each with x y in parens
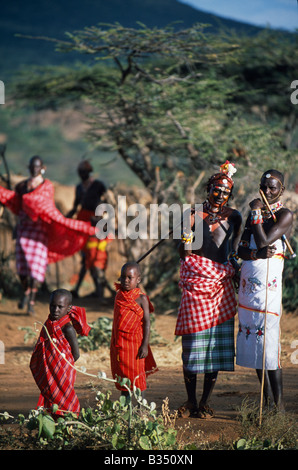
top-left (66, 186), bottom-right (81, 218)
top-left (238, 219), bottom-right (277, 261)
top-left (229, 210), bottom-right (242, 274)
top-left (137, 295), bottom-right (150, 359)
top-left (238, 215), bottom-right (253, 261)
top-left (238, 207), bottom-right (293, 260)
top-left (62, 323), bottom-right (80, 361)
top-left (251, 210), bottom-right (293, 249)
top-left (231, 210), bottom-right (242, 252)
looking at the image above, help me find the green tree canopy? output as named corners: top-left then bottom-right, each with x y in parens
top-left (12, 23), bottom-right (297, 203)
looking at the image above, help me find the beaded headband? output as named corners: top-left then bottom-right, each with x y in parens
top-left (209, 160), bottom-right (237, 189)
top-left (263, 172), bottom-right (284, 187)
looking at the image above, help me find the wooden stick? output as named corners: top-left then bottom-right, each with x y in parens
top-left (136, 207), bottom-right (196, 263)
top-left (136, 229), bottom-right (174, 263)
top-left (259, 188), bottom-right (277, 221)
top-left (259, 189), bottom-right (296, 258)
top-left (259, 257), bottom-right (269, 426)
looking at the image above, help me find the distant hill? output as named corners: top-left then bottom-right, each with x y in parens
top-left (1, 0), bottom-right (263, 78)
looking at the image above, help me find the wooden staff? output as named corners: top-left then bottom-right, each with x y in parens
top-left (259, 189), bottom-right (296, 258)
top-left (259, 257), bottom-right (269, 426)
top-left (136, 209), bottom-right (195, 263)
top-left (136, 229), bottom-right (174, 263)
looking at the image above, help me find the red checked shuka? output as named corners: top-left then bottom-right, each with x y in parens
top-left (30, 306), bottom-right (90, 416)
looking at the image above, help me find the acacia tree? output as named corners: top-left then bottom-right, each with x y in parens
top-left (14, 23), bottom-right (295, 199)
top-left (12, 23), bottom-right (297, 302)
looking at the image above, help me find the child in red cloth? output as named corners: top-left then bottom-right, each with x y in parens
top-left (110, 262), bottom-right (157, 400)
top-left (30, 289), bottom-right (91, 416)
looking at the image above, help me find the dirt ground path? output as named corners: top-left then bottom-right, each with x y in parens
top-left (0, 294), bottom-right (297, 446)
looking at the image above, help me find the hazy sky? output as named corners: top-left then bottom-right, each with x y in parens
top-left (178, 0), bottom-right (298, 31)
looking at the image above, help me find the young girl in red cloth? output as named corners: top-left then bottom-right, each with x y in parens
top-left (110, 262), bottom-right (157, 400)
top-left (30, 289), bottom-right (91, 416)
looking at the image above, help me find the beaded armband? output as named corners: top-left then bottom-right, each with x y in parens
top-left (181, 231), bottom-right (194, 244)
top-left (251, 209), bottom-right (263, 225)
top-left (239, 240), bottom-right (249, 248)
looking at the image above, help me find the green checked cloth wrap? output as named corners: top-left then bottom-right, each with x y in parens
top-left (181, 318), bottom-right (235, 373)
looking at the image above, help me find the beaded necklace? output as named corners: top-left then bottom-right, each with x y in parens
top-left (202, 200), bottom-right (231, 232)
top-left (262, 200), bottom-right (283, 220)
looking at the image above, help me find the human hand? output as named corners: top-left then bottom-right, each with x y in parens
top-left (138, 344), bottom-right (148, 359)
top-left (249, 198), bottom-right (263, 210)
top-left (257, 245), bottom-right (276, 259)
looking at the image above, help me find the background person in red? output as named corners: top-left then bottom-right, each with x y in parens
top-left (66, 160), bottom-right (111, 299)
top-left (0, 156), bottom-right (95, 315)
top-left (14, 156), bottom-right (48, 314)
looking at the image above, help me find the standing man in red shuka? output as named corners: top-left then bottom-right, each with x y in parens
top-left (176, 161), bottom-right (242, 419)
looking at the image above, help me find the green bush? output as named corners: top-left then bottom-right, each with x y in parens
top-left (0, 390), bottom-right (181, 451)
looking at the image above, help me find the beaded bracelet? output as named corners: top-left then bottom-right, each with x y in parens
top-left (250, 249), bottom-right (258, 260)
top-left (251, 209), bottom-right (263, 225)
top-left (181, 231), bottom-right (194, 244)
top-left (230, 250), bottom-right (239, 260)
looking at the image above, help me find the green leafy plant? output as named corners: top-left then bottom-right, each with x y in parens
top-left (1, 389), bottom-right (180, 450)
top-left (18, 326), bottom-right (37, 344)
top-left (234, 437), bottom-right (282, 450)
top-left (77, 314), bottom-right (164, 352)
top-left (234, 398), bottom-right (298, 451)
top-left (27, 411), bottom-right (56, 440)
top-left (77, 316), bottom-right (113, 351)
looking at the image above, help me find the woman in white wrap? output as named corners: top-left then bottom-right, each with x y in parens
top-left (236, 169), bottom-right (293, 412)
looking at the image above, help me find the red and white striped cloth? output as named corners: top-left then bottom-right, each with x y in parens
top-left (110, 285), bottom-right (157, 392)
top-left (175, 254), bottom-right (237, 336)
top-left (30, 306), bottom-right (91, 416)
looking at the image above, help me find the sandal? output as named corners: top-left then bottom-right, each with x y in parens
top-left (197, 404), bottom-right (214, 419)
top-left (178, 402), bottom-right (198, 418)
